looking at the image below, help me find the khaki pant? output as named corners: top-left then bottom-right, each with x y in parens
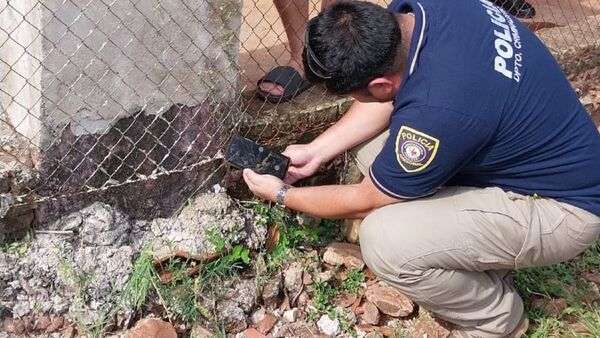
top-left (353, 131), bottom-right (600, 337)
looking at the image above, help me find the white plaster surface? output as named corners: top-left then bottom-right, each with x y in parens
top-left (0, 0), bottom-right (241, 148)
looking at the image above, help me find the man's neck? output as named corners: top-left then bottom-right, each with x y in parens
top-left (395, 13), bottom-right (415, 71)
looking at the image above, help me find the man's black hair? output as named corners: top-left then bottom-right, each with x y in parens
top-left (303, 1), bottom-right (401, 94)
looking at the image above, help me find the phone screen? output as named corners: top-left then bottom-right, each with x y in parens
top-left (225, 135), bottom-right (290, 179)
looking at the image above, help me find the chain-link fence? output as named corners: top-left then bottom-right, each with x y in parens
top-left (1, 0), bottom-right (599, 230)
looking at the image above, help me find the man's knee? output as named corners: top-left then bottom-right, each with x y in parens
top-left (359, 209), bottom-right (410, 278)
top-left (359, 211), bottom-right (386, 275)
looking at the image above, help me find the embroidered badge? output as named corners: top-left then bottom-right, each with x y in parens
top-left (395, 126), bottom-right (440, 172)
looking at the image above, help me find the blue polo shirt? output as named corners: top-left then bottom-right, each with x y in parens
top-left (370, 0), bottom-right (600, 216)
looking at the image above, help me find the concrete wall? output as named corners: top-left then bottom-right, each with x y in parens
top-left (0, 0), bottom-right (241, 148)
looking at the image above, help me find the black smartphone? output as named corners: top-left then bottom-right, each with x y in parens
top-left (224, 134), bottom-right (290, 180)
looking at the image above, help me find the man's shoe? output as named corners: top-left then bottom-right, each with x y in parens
top-left (492, 0), bottom-right (536, 19)
top-left (505, 313), bottom-right (529, 338)
top-left (449, 312), bottom-right (529, 338)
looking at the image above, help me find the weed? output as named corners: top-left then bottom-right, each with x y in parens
top-left (207, 228), bottom-right (227, 252)
top-left (0, 229), bottom-right (33, 255)
top-left (335, 308), bottom-right (356, 337)
top-left (312, 280), bottom-right (338, 313)
top-left (248, 201), bottom-right (341, 269)
top-left (514, 241), bottom-right (599, 301)
top-left (393, 329), bottom-right (411, 338)
top-left (341, 268), bottom-right (365, 295)
top-left (57, 249), bottom-right (95, 303)
top-left (71, 281), bottom-right (122, 338)
top-left (574, 308), bottom-right (600, 337)
top-left (513, 240), bottom-right (600, 337)
top-left (122, 244), bottom-right (156, 310)
top-left (154, 262), bottom-right (203, 322)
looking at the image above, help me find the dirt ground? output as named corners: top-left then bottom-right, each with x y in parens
top-left (563, 45), bottom-right (600, 127)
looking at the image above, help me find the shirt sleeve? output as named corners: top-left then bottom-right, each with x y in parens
top-left (370, 106), bottom-right (492, 199)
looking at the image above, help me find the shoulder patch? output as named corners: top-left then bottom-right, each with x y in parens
top-left (395, 126), bottom-right (440, 173)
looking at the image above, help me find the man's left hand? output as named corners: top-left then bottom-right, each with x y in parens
top-left (243, 169), bottom-right (285, 203)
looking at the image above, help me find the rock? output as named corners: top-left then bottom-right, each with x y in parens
top-left (243, 328), bottom-right (267, 338)
top-left (35, 315), bottom-right (51, 331)
top-left (12, 300), bottom-right (30, 317)
top-left (581, 272), bottom-right (600, 285)
top-left (274, 321), bottom-right (319, 338)
top-left (365, 283), bottom-right (414, 317)
top-left (283, 308), bottom-right (298, 323)
top-left (62, 324), bottom-right (77, 338)
top-left (3, 317), bottom-right (26, 334)
top-left (302, 272), bottom-right (313, 285)
top-left (251, 308), bottom-right (266, 324)
top-left (191, 325), bottom-right (214, 338)
top-left (315, 270), bottom-right (333, 283)
top-left (580, 285), bottom-right (600, 304)
top-left (217, 300), bottom-right (248, 333)
top-left (411, 317), bottom-right (452, 338)
top-left (342, 219), bottom-right (362, 244)
top-left (335, 292), bottom-right (358, 308)
top-left (226, 279), bottom-right (258, 313)
top-left (531, 298), bottom-right (567, 317)
top-left (548, 298), bottom-right (568, 315)
top-left (362, 301), bottom-right (380, 325)
top-left (255, 313), bottom-right (278, 334)
top-left (261, 273), bottom-right (283, 310)
top-left (124, 318), bottom-right (177, 338)
top-left (284, 264), bottom-right (304, 296)
top-left (150, 192), bottom-right (266, 257)
top-left (75, 203), bottom-right (130, 246)
top-left (45, 316), bottom-right (64, 333)
top-left (317, 314), bottom-right (340, 336)
top-left (296, 214), bottom-right (322, 227)
top-left (297, 291), bottom-right (310, 306)
top-left (322, 242), bottom-right (365, 269)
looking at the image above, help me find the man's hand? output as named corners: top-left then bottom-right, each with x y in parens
top-left (243, 169), bottom-right (285, 203)
top-left (282, 144), bottom-right (323, 184)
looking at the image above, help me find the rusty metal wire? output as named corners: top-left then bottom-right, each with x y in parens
top-left (0, 0), bottom-right (599, 225)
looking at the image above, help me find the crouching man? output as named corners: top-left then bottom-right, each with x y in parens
top-left (243, 0), bottom-right (600, 336)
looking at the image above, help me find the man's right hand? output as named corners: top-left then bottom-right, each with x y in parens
top-left (282, 144), bottom-right (323, 184)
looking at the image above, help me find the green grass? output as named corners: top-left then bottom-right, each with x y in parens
top-left (122, 244), bottom-right (156, 310)
top-left (0, 229), bottom-right (33, 255)
top-left (513, 240), bottom-right (600, 337)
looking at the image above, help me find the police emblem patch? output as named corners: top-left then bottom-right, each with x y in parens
top-left (395, 126), bottom-right (440, 172)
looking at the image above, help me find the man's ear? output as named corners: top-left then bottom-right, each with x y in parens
top-left (366, 74), bottom-right (402, 101)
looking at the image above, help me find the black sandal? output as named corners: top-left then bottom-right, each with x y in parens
top-left (492, 0), bottom-right (536, 19)
top-left (256, 66), bottom-right (313, 103)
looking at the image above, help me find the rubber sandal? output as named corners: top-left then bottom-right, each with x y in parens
top-left (492, 0), bottom-right (536, 19)
top-left (256, 66), bottom-right (313, 103)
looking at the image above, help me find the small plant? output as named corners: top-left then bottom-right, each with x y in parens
top-left (341, 268), bottom-right (365, 295)
top-left (71, 283), bottom-right (121, 338)
top-left (122, 244), bottom-right (156, 310)
top-left (154, 261), bottom-right (203, 323)
top-left (0, 229), bottom-right (33, 255)
top-left (248, 201), bottom-right (341, 270)
top-left (57, 249), bottom-right (95, 303)
top-left (312, 280), bottom-right (338, 313)
top-left (335, 308), bottom-right (356, 337)
top-left (207, 228), bottom-right (227, 252)
top-left (574, 308), bottom-right (600, 337)
top-left (513, 240), bottom-right (600, 337)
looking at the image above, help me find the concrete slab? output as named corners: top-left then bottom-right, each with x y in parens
top-left (238, 85), bottom-right (352, 147)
